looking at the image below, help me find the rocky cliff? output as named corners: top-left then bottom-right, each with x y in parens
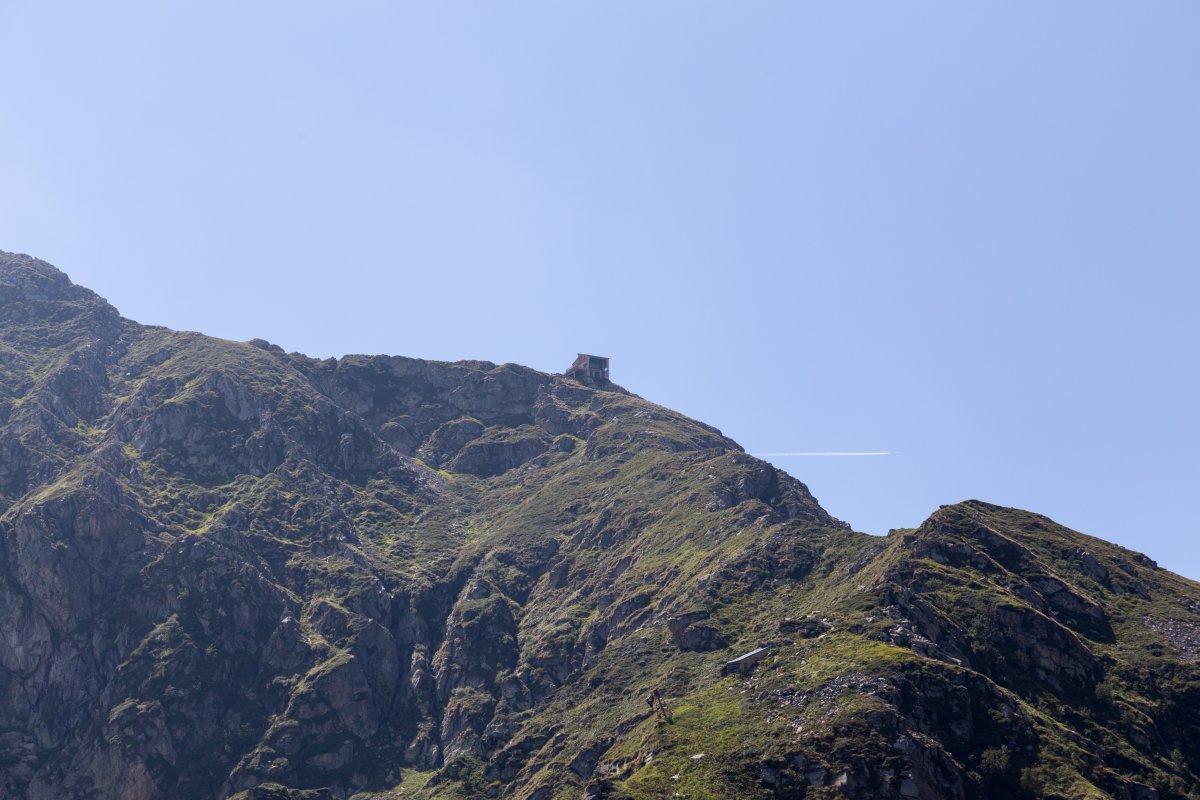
top-left (0, 251), bottom-right (1197, 800)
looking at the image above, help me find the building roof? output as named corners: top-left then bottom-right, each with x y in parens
top-left (725, 646), bottom-right (769, 665)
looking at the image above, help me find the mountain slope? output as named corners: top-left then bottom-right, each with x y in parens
top-left (0, 251), bottom-right (1196, 800)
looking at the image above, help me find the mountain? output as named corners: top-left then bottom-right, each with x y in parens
top-left (0, 250), bottom-right (1197, 800)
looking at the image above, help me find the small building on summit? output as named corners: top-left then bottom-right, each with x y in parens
top-left (566, 353), bottom-right (609, 382)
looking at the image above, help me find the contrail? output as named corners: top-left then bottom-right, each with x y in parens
top-left (753, 452), bottom-right (893, 457)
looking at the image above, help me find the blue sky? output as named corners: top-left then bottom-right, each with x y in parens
top-left (2, 3), bottom-right (1197, 576)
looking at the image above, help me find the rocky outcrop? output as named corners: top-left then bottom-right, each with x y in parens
top-left (667, 612), bottom-right (727, 652)
top-left (0, 253), bottom-right (1198, 800)
top-left (446, 426), bottom-right (551, 477)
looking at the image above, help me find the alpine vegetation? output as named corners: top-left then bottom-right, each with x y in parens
top-left (0, 252), bottom-right (1197, 800)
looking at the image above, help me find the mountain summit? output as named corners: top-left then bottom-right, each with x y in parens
top-left (0, 251), bottom-right (1196, 800)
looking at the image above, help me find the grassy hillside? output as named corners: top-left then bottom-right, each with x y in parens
top-left (0, 251), bottom-right (1197, 800)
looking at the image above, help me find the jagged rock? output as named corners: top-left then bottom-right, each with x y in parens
top-left (416, 418), bottom-right (485, 468)
top-left (446, 426), bottom-right (552, 477)
top-left (666, 612), bottom-right (727, 652)
top-left (1143, 616), bottom-right (1200, 661)
top-left (0, 254), bottom-right (1196, 800)
top-left (779, 616), bottom-right (832, 638)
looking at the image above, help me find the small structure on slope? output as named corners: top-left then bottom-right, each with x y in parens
top-left (565, 353), bottom-right (609, 382)
top-left (645, 688), bottom-right (672, 721)
top-left (721, 645), bottom-right (770, 677)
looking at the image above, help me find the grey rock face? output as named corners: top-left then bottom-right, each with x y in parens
top-left (0, 254), bottom-right (1197, 800)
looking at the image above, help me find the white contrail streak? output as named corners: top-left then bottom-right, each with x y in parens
top-left (753, 452), bottom-right (893, 457)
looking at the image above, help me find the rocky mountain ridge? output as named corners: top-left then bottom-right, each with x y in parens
top-left (0, 251), bottom-right (1197, 800)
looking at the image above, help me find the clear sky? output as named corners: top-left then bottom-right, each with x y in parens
top-left (2, 3), bottom-right (1197, 576)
